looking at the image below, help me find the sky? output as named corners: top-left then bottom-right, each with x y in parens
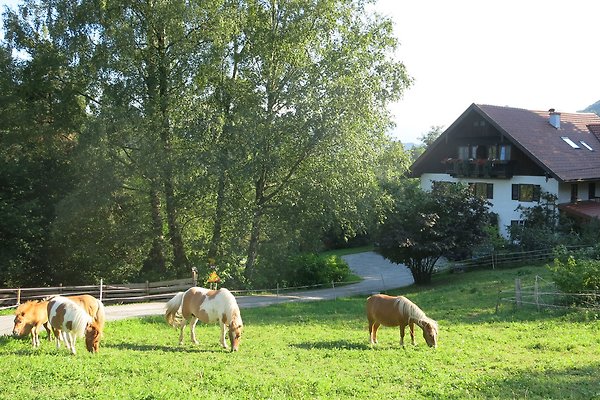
top-left (1, 0), bottom-right (599, 144)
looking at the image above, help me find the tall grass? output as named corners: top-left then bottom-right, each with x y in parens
top-left (0, 265), bottom-right (598, 399)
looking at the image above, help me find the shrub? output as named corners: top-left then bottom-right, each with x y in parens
top-left (283, 253), bottom-right (351, 287)
top-left (549, 245), bottom-right (600, 296)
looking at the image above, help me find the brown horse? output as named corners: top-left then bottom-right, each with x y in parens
top-left (12, 300), bottom-right (52, 347)
top-left (12, 294), bottom-right (105, 349)
top-left (366, 294), bottom-right (438, 348)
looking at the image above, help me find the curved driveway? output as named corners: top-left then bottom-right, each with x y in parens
top-left (0, 252), bottom-right (413, 335)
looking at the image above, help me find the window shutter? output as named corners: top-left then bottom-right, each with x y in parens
top-left (511, 184), bottom-right (519, 200)
top-left (533, 185), bottom-right (541, 202)
top-left (487, 184), bottom-right (494, 199)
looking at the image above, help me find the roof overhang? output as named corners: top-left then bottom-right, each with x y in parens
top-left (558, 201), bottom-right (600, 220)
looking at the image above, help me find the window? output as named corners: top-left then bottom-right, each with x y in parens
top-left (571, 184), bottom-right (578, 203)
top-left (499, 145), bottom-right (511, 160)
top-left (510, 220), bottom-right (526, 227)
top-left (432, 181), bottom-right (456, 191)
top-left (580, 141), bottom-right (594, 151)
top-left (458, 146), bottom-right (469, 160)
top-left (589, 182), bottom-right (596, 199)
top-left (561, 137), bottom-right (580, 149)
top-left (469, 182), bottom-right (493, 199)
top-left (511, 184), bottom-right (541, 202)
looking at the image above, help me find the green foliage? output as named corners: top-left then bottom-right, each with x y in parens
top-left (283, 254), bottom-right (351, 287)
top-left (376, 181), bottom-right (490, 284)
top-left (0, 265), bottom-right (599, 399)
top-left (550, 245), bottom-right (600, 296)
top-left (0, 0), bottom-right (411, 287)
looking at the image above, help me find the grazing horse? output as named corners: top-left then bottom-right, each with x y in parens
top-left (165, 287), bottom-right (243, 351)
top-left (366, 294), bottom-right (438, 348)
top-left (47, 296), bottom-right (102, 354)
top-left (12, 294), bottom-right (105, 349)
top-left (12, 300), bottom-right (52, 347)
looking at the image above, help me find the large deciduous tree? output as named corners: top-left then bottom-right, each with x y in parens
top-left (376, 181), bottom-right (490, 284)
top-left (1, 0), bottom-right (411, 287)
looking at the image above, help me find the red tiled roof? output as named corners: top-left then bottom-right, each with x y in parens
top-left (476, 104), bottom-right (600, 182)
top-left (558, 200), bottom-right (600, 220)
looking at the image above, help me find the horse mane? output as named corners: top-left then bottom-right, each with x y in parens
top-left (395, 296), bottom-right (437, 330)
top-left (68, 307), bottom-right (93, 337)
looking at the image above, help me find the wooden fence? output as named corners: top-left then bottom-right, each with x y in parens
top-left (0, 276), bottom-right (196, 310)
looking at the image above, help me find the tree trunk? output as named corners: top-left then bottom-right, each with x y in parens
top-left (244, 175), bottom-right (266, 282)
top-left (244, 206), bottom-right (263, 282)
top-left (141, 186), bottom-right (166, 276)
top-left (207, 171), bottom-right (226, 261)
top-left (156, 24), bottom-right (188, 274)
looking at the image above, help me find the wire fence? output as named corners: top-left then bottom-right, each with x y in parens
top-left (444, 245), bottom-right (588, 272)
top-left (497, 275), bottom-right (600, 313)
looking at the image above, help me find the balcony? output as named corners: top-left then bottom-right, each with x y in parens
top-left (443, 158), bottom-right (514, 179)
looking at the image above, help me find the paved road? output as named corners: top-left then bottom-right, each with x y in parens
top-left (0, 252), bottom-right (413, 336)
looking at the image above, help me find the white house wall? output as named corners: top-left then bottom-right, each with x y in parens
top-left (420, 173), bottom-right (559, 238)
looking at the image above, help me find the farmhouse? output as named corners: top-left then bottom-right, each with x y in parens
top-left (410, 103), bottom-right (600, 237)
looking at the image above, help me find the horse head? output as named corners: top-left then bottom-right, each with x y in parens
top-left (422, 319), bottom-right (438, 348)
top-left (12, 312), bottom-right (29, 337)
top-left (228, 318), bottom-right (243, 352)
top-left (12, 302), bottom-right (37, 336)
top-left (85, 322), bottom-right (101, 353)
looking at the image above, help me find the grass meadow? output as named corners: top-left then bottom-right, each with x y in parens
top-left (0, 265), bottom-right (598, 399)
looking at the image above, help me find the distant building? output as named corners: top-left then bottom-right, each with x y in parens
top-left (410, 103), bottom-right (600, 237)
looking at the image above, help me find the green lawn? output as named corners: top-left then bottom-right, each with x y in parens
top-left (0, 265), bottom-right (598, 399)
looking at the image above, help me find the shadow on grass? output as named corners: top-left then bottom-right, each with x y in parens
top-left (104, 342), bottom-right (222, 353)
top-left (291, 339), bottom-right (370, 351)
top-left (483, 363), bottom-right (600, 399)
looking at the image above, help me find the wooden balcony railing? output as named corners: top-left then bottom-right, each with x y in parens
top-left (442, 158), bottom-right (514, 179)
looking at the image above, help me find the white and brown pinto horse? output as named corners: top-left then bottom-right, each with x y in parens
top-left (366, 294), bottom-right (438, 348)
top-left (47, 296), bottom-right (102, 354)
top-left (165, 287), bottom-right (243, 351)
top-left (12, 294), bottom-right (105, 349)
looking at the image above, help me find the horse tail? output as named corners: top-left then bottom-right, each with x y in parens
top-left (165, 292), bottom-right (185, 327)
top-left (94, 299), bottom-right (106, 334)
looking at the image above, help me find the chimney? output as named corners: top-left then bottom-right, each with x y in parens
top-left (548, 108), bottom-right (560, 129)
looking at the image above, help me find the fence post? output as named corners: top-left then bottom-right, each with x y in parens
top-left (534, 276), bottom-right (540, 311)
top-left (191, 267), bottom-right (198, 286)
top-left (17, 288), bottom-right (21, 305)
top-left (145, 281), bottom-right (150, 296)
top-left (515, 278), bottom-right (522, 308)
top-left (332, 281), bottom-right (336, 300)
top-left (276, 283), bottom-right (279, 297)
top-left (99, 279), bottom-right (103, 302)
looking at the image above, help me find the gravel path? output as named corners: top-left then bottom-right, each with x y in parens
top-left (0, 252), bottom-right (413, 336)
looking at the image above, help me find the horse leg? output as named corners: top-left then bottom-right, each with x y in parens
top-left (31, 325), bottom-right (39, 348)
top-left (370, 322), bottom-right (380, 344)
top-left (399, 324), bottom-right (405, 346)
top-left (409, 322), bottom-right (416, 345)
top-left (67, 332), bottom-right (76, 354)
top-left (178, 319), bottom-right (188, 345)
top-left (219, 322), bottom-right (228, 349)
top-left (43, 322), bottom-right (52, 341)
top-left (189, 317), bottom-right (199, 345)
top-left (53, 328), bottom-right (61, 349)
